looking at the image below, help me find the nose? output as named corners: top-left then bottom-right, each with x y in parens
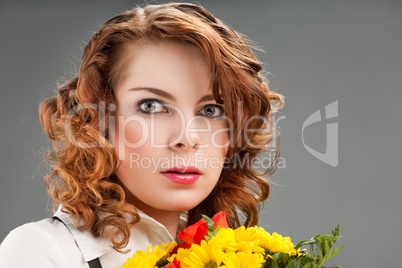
top-left (169, 114), bottom-right (203, 153)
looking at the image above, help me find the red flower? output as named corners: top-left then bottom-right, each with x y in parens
top-left (170, 243), bottom-right (191, 256)
top-left (177, 210), bottom-right (228, 245)
top-left (178, 218), bottom-right (208, 245)
top-left (165, 258), bottom-right (180, 268)
top-left (211, 210), bottom-right (228, 229)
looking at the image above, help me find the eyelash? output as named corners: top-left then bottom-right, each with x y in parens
top-left (137, 98), bottom-right (168, 114)
top-left (136, 98), bottom-right (225, 119)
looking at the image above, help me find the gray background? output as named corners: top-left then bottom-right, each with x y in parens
top-left (1, 0), bottom-right (401, 267)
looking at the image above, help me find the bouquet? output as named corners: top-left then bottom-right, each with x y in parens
top-left (118, 211), bottom-right (343, 268)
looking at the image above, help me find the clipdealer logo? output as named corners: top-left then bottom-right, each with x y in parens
top-left (63, 100), bottom-right (338, 168)
top-left (302, 100), bottom-right (339, 167)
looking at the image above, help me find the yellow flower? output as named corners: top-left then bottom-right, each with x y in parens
top-left (181, 239), bottom-right (225, 268)
top-left (120, 250), bottom-right (158, 268)
top-left (214, 226), bottom-right (264, 254)
top-left (221, 249), bottom-right (265, 268)
top-left (254, 227), bottom-right (297, 255)
top-left (119, 241), bottom-right (177, 268)
top-left (162, 241), bottom-right (178, 253)
top-left (168, 247), bottom-right (191, 263)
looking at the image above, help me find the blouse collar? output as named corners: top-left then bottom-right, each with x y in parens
top-left (54, 204), bottom-right (187, 262)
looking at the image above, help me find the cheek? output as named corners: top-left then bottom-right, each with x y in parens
top-left (208, 126), bottom-right (230, 156)
top-left (201, 129), bottom-right (229, 172)
top-left (124, 120), bottom-right (147, 145)
top-left (113, 115), bottom-right (150, 159)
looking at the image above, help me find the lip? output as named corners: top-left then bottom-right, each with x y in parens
top-left (161, 166), bottom-right (202, 185)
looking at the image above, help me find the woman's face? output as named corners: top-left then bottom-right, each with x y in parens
top-left (112, 42), bottom-right (229, 215)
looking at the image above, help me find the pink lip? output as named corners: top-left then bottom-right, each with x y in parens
top-left (161, 166), bottom-right (202, 185)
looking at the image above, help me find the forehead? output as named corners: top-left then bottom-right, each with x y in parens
top-left (115, 41), bottom-right (212, 98)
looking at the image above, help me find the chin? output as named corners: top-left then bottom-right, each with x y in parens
top-left (163, 201), bottom-right (201, 212)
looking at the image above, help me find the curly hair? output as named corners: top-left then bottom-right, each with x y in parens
top-left (39, 2), bottom-right (284, 252)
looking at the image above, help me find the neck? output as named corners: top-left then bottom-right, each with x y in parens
top-left (143, 209), bottom-right (181, 239)
top-left (117, 179), bottom-right (181, 239)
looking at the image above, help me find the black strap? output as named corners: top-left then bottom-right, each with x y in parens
top-left (52, 216), bottom-right (103, 268)
top-left (88, 258), bottom-right (103, 268)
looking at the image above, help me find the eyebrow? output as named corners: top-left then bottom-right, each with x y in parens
top-left (128, 87), bottom-right (218, 104)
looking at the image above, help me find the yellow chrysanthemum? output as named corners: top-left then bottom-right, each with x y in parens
top-left (162, 241), bottom-right (178, 253)
top-left (221, 249), bottom-right (265, 268)
top-left (181, 239), bottom-right (225, 268)
top-left (254, 227), bottom-right (297, 254)
top-left (156, 241), bottom-right (178, 266)
top-left (168, 247), bottom-right (191, 263)
top-left (120, 250), bottom-right (158, 268)
top-left (214, 227), bottom-right (264, 254)
top-left (119, 241), bottom-right (177, 268)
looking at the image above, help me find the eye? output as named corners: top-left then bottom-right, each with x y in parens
top-left (137, 98), bottom-right (168, 114)
top-left (198, 104), bottom-right (225, 118)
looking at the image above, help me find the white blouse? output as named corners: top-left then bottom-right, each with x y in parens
top-left (0, 205), bottom-right (186, 268)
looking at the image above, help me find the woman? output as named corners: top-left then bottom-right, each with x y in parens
top-left (0, 2), bottom-right (284, 267)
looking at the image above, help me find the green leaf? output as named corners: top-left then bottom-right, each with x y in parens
top-left (295, 237), bottom-right (317, 250)
top-left (331, 244), bottom-right (344, 258)
top-left (321, 244), bottom-right (344, 265)
top-left (294, 221), bottom-right (343, 267)
top-left (323, 241), bottom-right (330, 257)
top-left (285, 258), bottom-right (301, 268)
top-left (202, 216), bottom-right (223, 241)
top-left (332, 219), bottom-right (341, 237)
top-left (302, 262), bottom-right (315, 268)
top-left (271, 259), bottom-right (279, 268)
top-left (201, 214), bottom-right (215, 231)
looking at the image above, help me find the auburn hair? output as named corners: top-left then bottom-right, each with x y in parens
top-left (39, 2), bottom-right (284, 252)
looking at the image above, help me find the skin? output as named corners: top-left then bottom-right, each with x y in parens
top-left (111, 41), bottom-right (230, 238)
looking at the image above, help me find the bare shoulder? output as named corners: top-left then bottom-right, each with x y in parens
top-left (0, 218), bottom-right (85, 267)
